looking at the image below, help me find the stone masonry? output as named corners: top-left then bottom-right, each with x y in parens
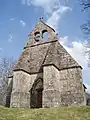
top-left (6, 18), bottom-right (86, 108)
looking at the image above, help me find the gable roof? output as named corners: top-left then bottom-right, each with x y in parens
top-left (13, 20), bottom-right (81, 73)
top-left (14, 42), bottom-right (51, 73)
top-left (43, 41), bottom-right (81, 69)
top-left (13, 40), bottom-right (81, 73)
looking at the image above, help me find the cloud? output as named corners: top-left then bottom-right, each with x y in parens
top-left (29, 0), bottom-right (61, 14)
top-left (10, 18), bottom-right (15, 21)
top-left (0, 48), bottom-right (3, 52)
top-left (46, 6), bottom-right (72, 30)
top-left (85, 84), bottom-right (90, 94)
top-left (8, 34), bottom-right (13, 42)
top-left (22, 0), bottom-right (71, 30)
top-left (60, 37), bottom-right (88, 68)
top-left (84, 44), bottom-right (90, 67)
top-left (20, 20), bottom-right (26, 27)
top-left (9, 18), bottom-right (26, 27)
top-left (21, 0), bottom-right (26, 4)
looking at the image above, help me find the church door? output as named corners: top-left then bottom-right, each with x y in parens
top-left (36, 89), bottom-right (42, 108)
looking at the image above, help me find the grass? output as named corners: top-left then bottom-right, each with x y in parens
top-left (0, 106), bottom-right (90, 120)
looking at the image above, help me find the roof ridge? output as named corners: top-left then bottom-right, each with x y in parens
top-left (42, 43), bottom-right (52, 65)
top-left (43, 41), bottom-right (59, 67)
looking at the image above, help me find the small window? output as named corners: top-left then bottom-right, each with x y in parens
top-left (42, 30), bottom-right (48, 40)
top-left (34, 32), bottom-right (40, 42)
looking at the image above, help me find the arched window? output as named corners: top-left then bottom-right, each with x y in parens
top-left (34, 32), bottom-right (40, 42)
top-left (42, 30), bottom-right (48, 40)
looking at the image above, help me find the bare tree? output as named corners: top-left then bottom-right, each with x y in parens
top-left (81, 0), bottom-right (90, 10)
top-left (80, 0), bottom-right (90, 67)
top-left (0, 57), bottom-right (15, 106)
top-left (81, 0), bottom-right (90, 38)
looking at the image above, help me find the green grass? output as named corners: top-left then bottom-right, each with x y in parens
top-left (0, 106), bottom-right (90, 120)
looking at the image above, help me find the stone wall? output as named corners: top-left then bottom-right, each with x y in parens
top-left (26, 21), bottom-right (56, 47)
top-left (59, 67), bottom-right (86, 106)
top-left (10, 70), bottom-right (43, 108)
top-left (43, 65), bottom-right (61, 108)
top-left (11, 66), bottom-right (86, 108)
top-left (6, 77), bottom-right (13, 107)
top-left (10, 71), bottom-right (31, 107)
top-left (43, 65), bottom-right (86, 107)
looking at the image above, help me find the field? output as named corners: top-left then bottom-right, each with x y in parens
top-left (0, 106), bottom-right (90, 120)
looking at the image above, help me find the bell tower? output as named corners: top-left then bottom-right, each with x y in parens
top-left (24, 17), bottom-right (57, 48)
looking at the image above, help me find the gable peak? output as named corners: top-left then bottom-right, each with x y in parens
top-left (24, 18), bottom-right (59, 48)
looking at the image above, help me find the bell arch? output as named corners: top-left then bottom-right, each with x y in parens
top-left (34, 31), bottom-right (40, 42)
top-left (42, 30), bottom-right (48, 40)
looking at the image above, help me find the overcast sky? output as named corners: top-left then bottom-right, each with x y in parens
top-left (0, 0), bottom-right (90, 93)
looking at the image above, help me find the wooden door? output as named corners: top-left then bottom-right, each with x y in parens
top-left (37, 89), bottom-right (42, 108)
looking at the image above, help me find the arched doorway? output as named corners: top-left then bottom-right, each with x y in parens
top-left (30, 78), bottom-right (43, 108)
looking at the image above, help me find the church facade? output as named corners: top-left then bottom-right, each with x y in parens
top-left (6, 19), bottom-right (86, 108)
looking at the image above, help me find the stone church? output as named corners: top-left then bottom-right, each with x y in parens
top-left (6, 18), bottom-right (86, 108)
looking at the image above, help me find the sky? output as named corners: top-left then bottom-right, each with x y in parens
top-left (0, 0), bottom-right (90, 93)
